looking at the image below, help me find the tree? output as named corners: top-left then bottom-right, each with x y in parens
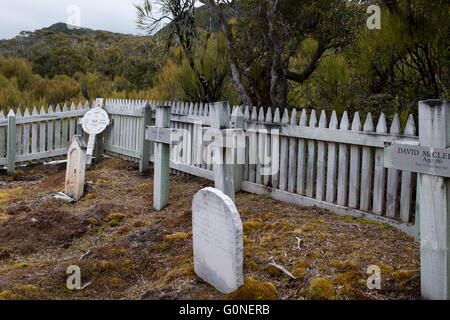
top-left (149, 33), bottom-right (237, 103)
top-left (136, 0), bottom-right (229, 102)
top-left (98, 46), bottom-right (125, 81)
top-left (199, 0), bottom-right (253, 105)
top-left (358, 0), bottom-right (449, 107)
top-left (200, 0), bottom-right (362, 107)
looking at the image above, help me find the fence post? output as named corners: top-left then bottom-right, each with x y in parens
top-left (153, 105), bottom-right (171, 210)
top-left (139, 102), bottom-right (152, 173)
top-left (7, 110), bottom-right (16, 175)
top-left (418, 99), bottom-right (450, 300)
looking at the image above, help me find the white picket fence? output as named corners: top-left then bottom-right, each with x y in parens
top-left (0, 98), bottom-right (419, 235)
top-left (0, 102), bottom-right (91, 169)
top-left (101, 99), bottom-right (418, 235)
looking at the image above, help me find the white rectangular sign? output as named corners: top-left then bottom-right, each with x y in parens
top-left (391, 142), bottom-right (450, 177)
top-left (146, 126), bottom-right (171, 144)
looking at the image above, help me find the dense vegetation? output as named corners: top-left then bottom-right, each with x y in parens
top-left (0, 1), bottom-right (448, 122)
top-left (0, 22), bottom-right (164, 111)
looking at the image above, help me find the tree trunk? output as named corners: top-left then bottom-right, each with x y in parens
top-left (267, 0), bottom-right (288, 107)
top-left (200, 0), bottom-right (253, 106)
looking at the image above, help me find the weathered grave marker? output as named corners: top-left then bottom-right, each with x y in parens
top-left (417, 100), bottom-right (450, 300)
top-left (208, 102), bottom-right (244, 203)
top-left (385, 99), bottom-right (450, 300)
top-left (192, 187), bottom-right (244, 294)
top-left (65, 135), bottom-right (87, 201)
top-left (80, 99), bottom-right (110, 167)
top-left (145, 105), bottom-right (176, 211)
top-left (389, 143), bottom-right (450, 178)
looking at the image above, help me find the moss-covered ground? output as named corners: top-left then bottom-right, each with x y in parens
top-left (0, 158), bottom-right (420, 300)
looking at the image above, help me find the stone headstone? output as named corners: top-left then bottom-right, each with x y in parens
top-left (192, 187), bottom-right (244, 294)
top-left (65, 135), bottom-right (87, 201)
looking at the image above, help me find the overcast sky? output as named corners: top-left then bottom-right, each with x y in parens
top-left (0, 0), bottom-right (157, 40)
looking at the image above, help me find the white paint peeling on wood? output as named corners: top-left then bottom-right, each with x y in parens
top-left (373, 113), bottom-right (387, 215)
top-left (288, 108), bottom-right (298, 193)
top-left (360, 113), bottom-right (374, 211)
top-left (316, 110), bottom-right (327, 201)
top-left (306, 109), bottom-right (317, 198)
top-left (386, 114), bottom-right (401, 218)
top-left (296, 109), bottom-right (308, 196)
top-left (400, 115), bottom-right (417, 223)
top-left (325, 111), bottom-right (339, 204)
top-left (337, 111), bottom-right (349, 206)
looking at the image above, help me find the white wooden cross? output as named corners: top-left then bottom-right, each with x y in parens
top-left (206, 102), bottom-right (245, 203)
top-left (79, 98), bottom-right (110, 167)
top-left (384, 100), bottom-right (450, 300)
top-left (145, 105), bottom-right (183, 211)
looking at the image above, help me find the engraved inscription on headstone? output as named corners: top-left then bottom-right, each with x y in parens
top-left (391, 142), bottom-right (450, 178)
top-left (65, 135), bottom-right (87, 201)
top-left (192, 187), bottom-right (243, 294)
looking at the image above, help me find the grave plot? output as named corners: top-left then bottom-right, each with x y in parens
top-left (0, 158), bottom-right (419, 300)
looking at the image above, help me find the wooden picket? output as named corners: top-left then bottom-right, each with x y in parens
top-left (306, 110), bottom-right (317, 198)
top-left (360, 113), bottom-right (374, 211)
top-left (399, 115), bottom-right (417, 223)
top-left (348, 112), bottom-right (361, 208)
top-left (296, 109), bottom-right (307, 196)
top-left (316, 110), bottom-right (327, 201)
top-left (386, 114), bottom-right (401, 218)
top-left (326, 111), bottom-right (338, 203)
top-left (287, 109), bottom-right (298, 193)
top-left (337, 112), bottom-right (349, 206)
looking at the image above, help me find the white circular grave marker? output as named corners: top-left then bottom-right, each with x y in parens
top-left (81, 107), bottom-right (110, 135)
top-left (80, 100), bottom-right (110, 167)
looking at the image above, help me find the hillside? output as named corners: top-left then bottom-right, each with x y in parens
top-left (0, 23), bottom-right (142, 57)
top-left (0, 7), bottom-right (222, 90)
top-left (42, 22), bottom-right (131, 37)
top-left (0, 7), bottom-right (229, 110)
top-left (0, 23), bottom-right (161, 93)
top-left (0, 4), bottom-right (222, 62)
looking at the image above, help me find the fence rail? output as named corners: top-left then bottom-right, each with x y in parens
top-left (1, 98), bottom-right (418, 236)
